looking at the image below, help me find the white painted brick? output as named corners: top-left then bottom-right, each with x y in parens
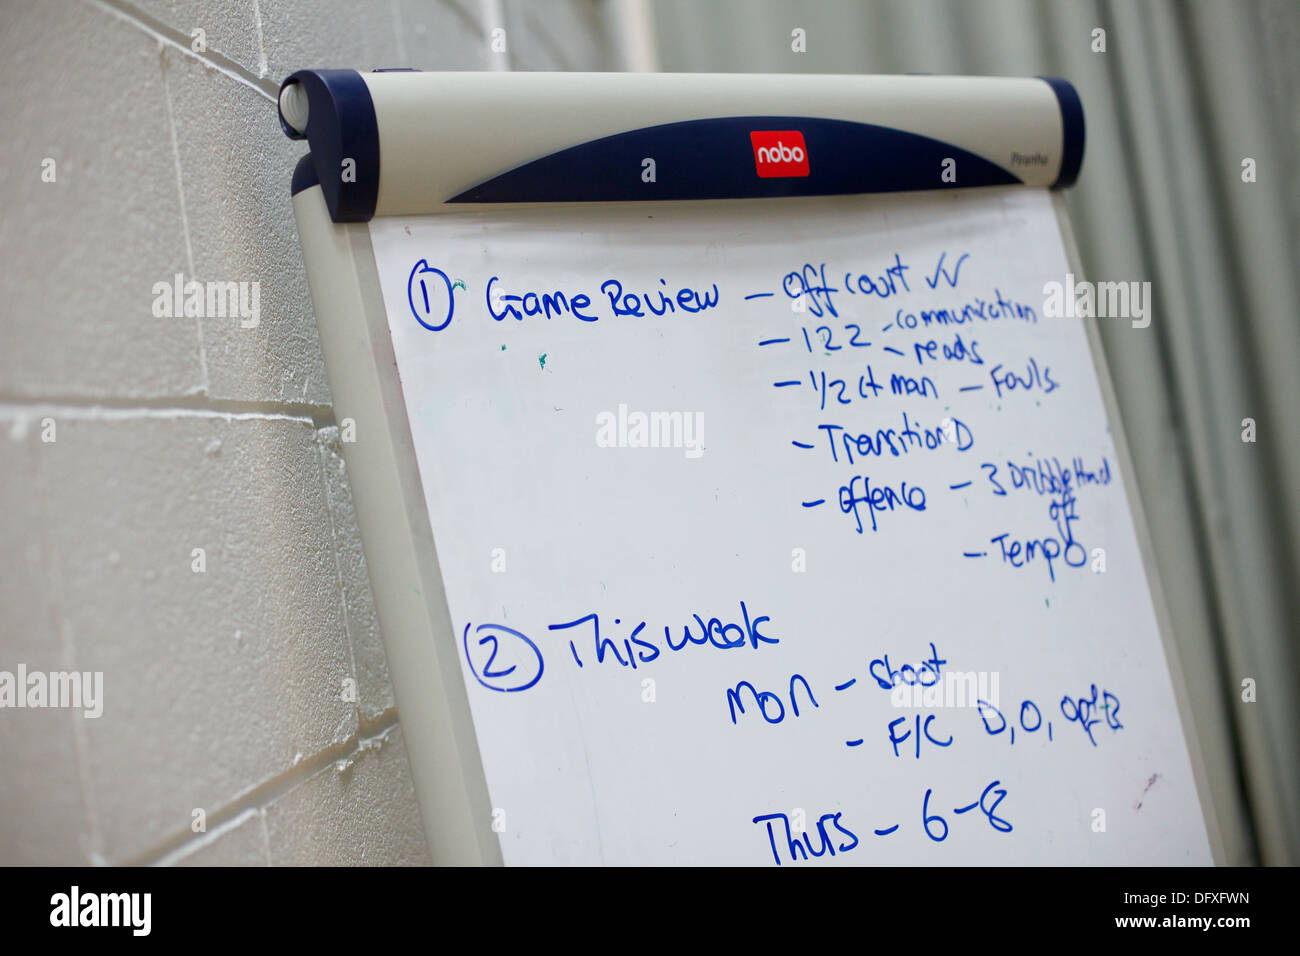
top-left (1, 0), bottom-right (625, 867)
top-left (35, 414), bottom-right (357, 861)
top-left (319, 428), bottom-right (394, 722)
top-left (0, 421), bottom-right (92, 864)
top-left (0, 707), bottom-right (90, 865)
top-left (165, 48), bottom-right (332, 406)
top-left (264, 726), bottom-right (432, 865)
top-left (259, 0), bottom-right (405, 78)
top-left (173, 809), bottom-right (270, 865)
top-left (0, 422), bottom-right (63, 664)
top-left (0, 0), bottom-right (203, 400)
top-left (397, 0), bottom-right (494, 69)
top-left (502, 0), bottom-right (613, 71)
top-left (127, 0), bottom-right (267, 77)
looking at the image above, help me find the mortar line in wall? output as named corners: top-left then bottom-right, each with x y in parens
top-left (255, 803), bottom-right (272, 865)
top-left (390, 0), bottom-right (408, 67)
top-left (30, 435), bottom-right (107, 865)
top-left (129, 708), bottom-right (400, 867)
top-left (0, 396), bottom-right (337, 430)
top-left (158, 43), bottom-right (209, 392)
top-left (250, 0), bottom-right (269, 79)
top-left (145, 806), bottom-right (266, 866)
top-left (316, 440), bottom-right (363, 738)
top-left (88, 0), bottom-right (279, 101)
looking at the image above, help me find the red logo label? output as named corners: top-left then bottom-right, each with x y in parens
top-left (750, 131), bottom-right (810, 178)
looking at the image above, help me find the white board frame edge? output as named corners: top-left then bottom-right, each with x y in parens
top-left (293, 182), bottom-right (502, 866)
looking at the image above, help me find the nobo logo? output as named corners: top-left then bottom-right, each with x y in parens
top-left (751, 130), bottom-right (810, 178)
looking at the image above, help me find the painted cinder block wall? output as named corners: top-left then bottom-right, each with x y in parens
top-left (0, 0), bottom-right (617, 865)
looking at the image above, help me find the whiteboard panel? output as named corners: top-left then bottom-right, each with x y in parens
top-left (367, 187), bottom-right (1211, 865)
